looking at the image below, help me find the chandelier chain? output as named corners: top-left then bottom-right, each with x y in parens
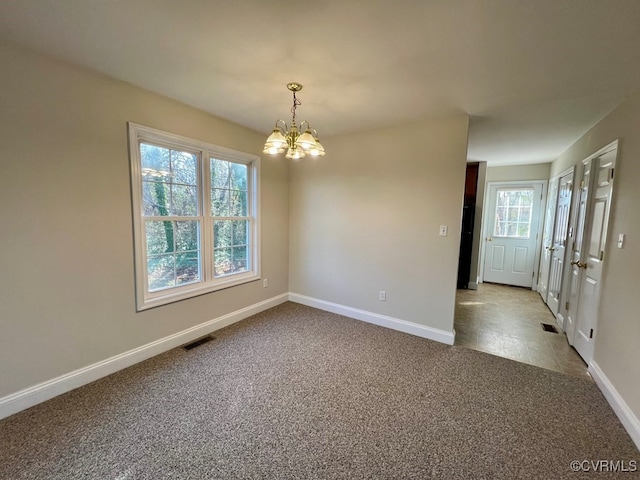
top-left (291, 92), bottom-right (301, 125)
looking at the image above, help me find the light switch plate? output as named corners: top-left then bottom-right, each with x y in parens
top-left (617, 233), bottom-right (625, 248)
top-left (439, 225), bottom-right (448, 236)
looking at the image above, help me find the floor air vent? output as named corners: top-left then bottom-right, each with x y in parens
top-left (183, 335), bottom-right (215, 350)
top-left (541, 323), bottom-right (558, 334)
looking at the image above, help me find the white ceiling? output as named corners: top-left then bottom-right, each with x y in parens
top-left (1, 0), bottom-right (639, 166)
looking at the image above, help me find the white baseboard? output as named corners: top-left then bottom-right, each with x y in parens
top-left (589, 361), bottom-right (640, 450)
top-left (0, 293), bottom-right (289, 420)
top-left (289, 293), bottom-right (455, 345)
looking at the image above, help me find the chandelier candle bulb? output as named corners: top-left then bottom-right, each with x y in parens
top-left (263, 82), bottom-right (326, 160)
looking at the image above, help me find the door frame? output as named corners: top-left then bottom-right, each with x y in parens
top-left (479, 180), bottom-right (547, 289)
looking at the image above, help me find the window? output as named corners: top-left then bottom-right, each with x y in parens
top-left (493, 188), bottom-right (533, 238)
top-left (128, 123), bottom-right (259, 310)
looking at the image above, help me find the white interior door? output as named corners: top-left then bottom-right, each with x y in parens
top-left (538, 177), bottom-right (558, 301)
top-left (566, 161), bottom-right (591, 344)
top-left (483, 182), bottom-right (544, 288)
top-left (571, 149), bottom-right (616, 363)
top-left (546, 171), bottom-right (574, 315)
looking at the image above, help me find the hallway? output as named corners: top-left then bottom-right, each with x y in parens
top-left (454, 283), bottom-right (590, 379)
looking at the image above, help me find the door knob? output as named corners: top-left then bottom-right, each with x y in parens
top-left (571, 260), bottom-right (588, 269)
top-left (487, 237), bottom-right (492, 242)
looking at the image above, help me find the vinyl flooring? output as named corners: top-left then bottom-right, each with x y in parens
top-left (454, 283), bottom-right (590, 379)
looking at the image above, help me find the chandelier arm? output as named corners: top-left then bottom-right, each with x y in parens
top-left (274, 119), bottom-right (288, 133)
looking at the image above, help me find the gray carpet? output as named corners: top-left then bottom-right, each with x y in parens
top-left (1, 302), bottom-right (637, 479)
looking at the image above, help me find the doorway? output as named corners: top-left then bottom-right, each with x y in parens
top-left (457, 163), bottom-right (479, 289)
top-left (481, 181), bottom-right (546, 288)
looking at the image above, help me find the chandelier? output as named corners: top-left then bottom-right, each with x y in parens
top-left (263, 82), bottom-right (325, 160)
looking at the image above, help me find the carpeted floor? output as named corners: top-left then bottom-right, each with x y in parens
top-left (1, 302), bottom-right (637, 479)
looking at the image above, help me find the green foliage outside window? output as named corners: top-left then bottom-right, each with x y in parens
top-left (141, 143), bottom-right (200, 291)
top-left (211, 159), bottom-right (249, 277)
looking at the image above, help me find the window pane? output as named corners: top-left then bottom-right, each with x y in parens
top-left (518, 223), bottom-right (531, 238)
top-left (211, 189), bottom-right (229, 216)
top-left (233, 220), bottom-right (248, 245)
top-left (232, 246), bottom-right (248, 272)
top-left (171, 150), bottom-right (197, 185)
top-left (175, 221), bottom-right (199, 252)
top-left (142, 181), bottom-right (170, 216)
top-left (231, 163), bottom-right (247, 191)
top-left (146, 220), bottom-right (174, 254)
top-left (230, 190), bottom-right (247, 216)
top-left (176, 252), bottom-right (200, 285)
top-left (141, 144), bottom-right (198, 217)
top-left (214, 247), bottom-right (232, 277)
top-left (171, 184), bottom-right (198, 216)
top-left (494, 189), bottom-right (534, 238)
top-left (214, 220), bottom-right (232, 248)
top-left (211, 159), bottom-right (230, 189)
top-left (148, 254), bottom-right (175, 291)
top-left (141, 143), bottom-right (171, 178)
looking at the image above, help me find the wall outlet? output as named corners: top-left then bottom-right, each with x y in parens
top-left (379, 290), bottom-right (386, 301)
top-left (263, 278), bottom-right (268, 288)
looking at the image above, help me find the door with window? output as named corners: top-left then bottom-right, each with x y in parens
top-left (483, 182), bottom-right (544, 288)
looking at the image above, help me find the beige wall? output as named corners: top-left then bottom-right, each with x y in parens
top-left (551, 90), bottom-right (640, 420)
top-left (289, 116), bottom-right (469, 332)
top-left (486, 163), bottom-right (551, 182)
top-left (0, 43), bottom-right (289, 397)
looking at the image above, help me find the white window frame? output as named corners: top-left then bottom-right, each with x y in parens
top-left (128, 122), bottom-right (260, 311)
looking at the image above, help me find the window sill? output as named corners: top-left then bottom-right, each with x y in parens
top-left (137, 272), bottom-right (260, 311)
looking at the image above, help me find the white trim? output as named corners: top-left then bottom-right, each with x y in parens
top-left (468, 281), bottom-right (478, 290)
top-left (288, 293), bottom-right (455, 345)
top-left (0, 293), bottom-right (288, 420)
top-left (589, 360), bottom-right (640, 450)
